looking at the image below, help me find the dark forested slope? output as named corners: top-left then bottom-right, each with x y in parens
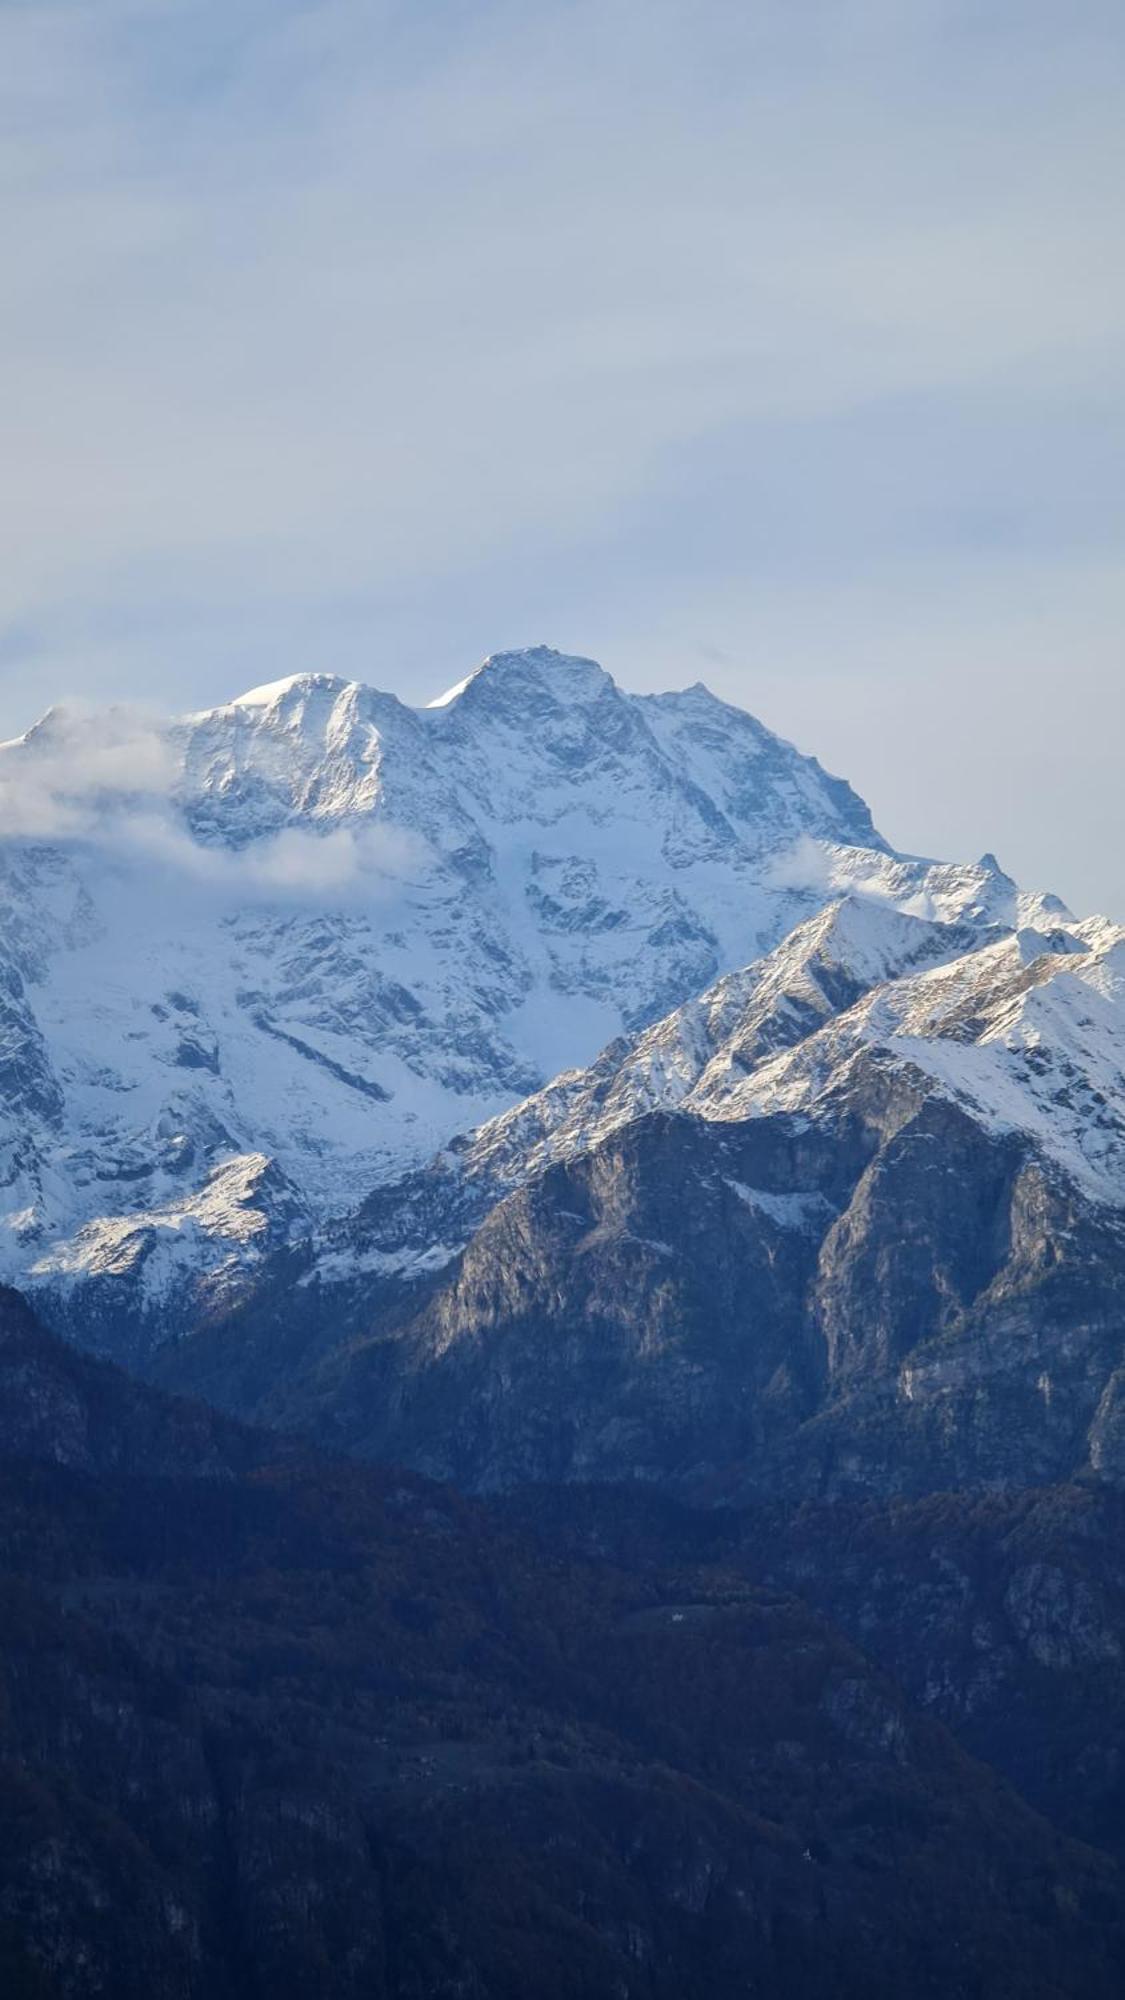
top-left (2, 1288), bottom-right (1123, 1999)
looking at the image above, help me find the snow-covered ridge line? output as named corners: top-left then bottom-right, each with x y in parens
top-left (443, 902), bottom-right (1125, 1224)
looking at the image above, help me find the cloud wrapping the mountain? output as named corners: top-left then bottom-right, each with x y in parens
top-left (766, 834), bottom-right (835, 895)
top-left (0, 704), bottom-right (427, 899)
top-left (0, 706), bottom-right (178, 841)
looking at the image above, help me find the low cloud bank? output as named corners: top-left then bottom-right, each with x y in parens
top-left (0, 704), bottom-right (428, 901)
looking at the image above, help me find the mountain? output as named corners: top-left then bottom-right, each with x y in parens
top-left (0, 646), bottom-right (1063, 1352)
top-left (151, 894), bottom-right (1125, 1503)
top-left (3, 1289), bottom-right (1124, 1999)
top-left (7, 643), bottom-right (1125, 1509)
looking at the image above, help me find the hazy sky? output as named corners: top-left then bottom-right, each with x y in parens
top-left (2, 1), bottom-right (1123, 914)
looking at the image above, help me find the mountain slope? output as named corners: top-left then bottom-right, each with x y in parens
top-left (2, 1291), bottom-right (1124, 2000)
top-left (0, 1282), bottom-right (279, 1477)
top-left (507, 1478), bottom-right (1125, 1870)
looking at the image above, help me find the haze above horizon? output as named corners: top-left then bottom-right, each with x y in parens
top-left (1, 2), bottom-right (1122, 915)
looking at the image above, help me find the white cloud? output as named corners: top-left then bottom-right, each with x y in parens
top-left (121, 811), bottom-right (428, 901)
top-left (0, 705), bottom-right (178, 839)
top-left (0, 701), bottom-right (428, 900)
top-left (766, 834), bottom-right (835, 895)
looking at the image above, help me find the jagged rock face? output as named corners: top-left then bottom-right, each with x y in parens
top-left (237, 1095), bottom-right (1121, 1500)
top-left (368, 1116), bottom-right (841, 1488)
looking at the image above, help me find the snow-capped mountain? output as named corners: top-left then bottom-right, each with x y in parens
top-left (1, 642), bottom-right (1048, 1340)
top-left (0, 648), bottom-right (928, 1320)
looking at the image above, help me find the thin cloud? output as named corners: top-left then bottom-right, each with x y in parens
top-left (0, 705), bottom-right (178, 840)
top-left (0, 702), bottom-right (429, 901)
top-left (766, 834), bottom-right (835, 896)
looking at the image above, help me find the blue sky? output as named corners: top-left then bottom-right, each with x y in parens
top-left (2, 0), bottom-right (1123, 912)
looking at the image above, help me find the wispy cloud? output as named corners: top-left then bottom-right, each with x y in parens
top-left (0, 702), bottom-right (426, 899)
top-left (0, 706), bottom-right (178, 840)
top-left (766, 834), bottom-right (836, 896)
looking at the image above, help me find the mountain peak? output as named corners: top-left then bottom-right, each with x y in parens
top-left (223, 671), bottom-right (360, 713)
top-left (426, 645), bottom-right (613, 712)
top-left (644, 678), bottom-right (733, 711)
